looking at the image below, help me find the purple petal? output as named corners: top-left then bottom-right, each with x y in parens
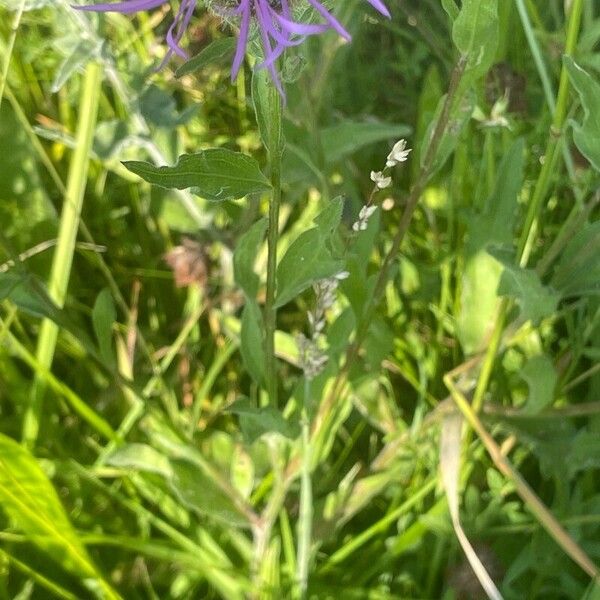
top-left (365, 0), bottom-right (390, 18)
top-left (275, 14), bottom-right (329, 36)
top-left (254, 0), bottom-right (293, 47)
top-left (305, 0), bottom-right (351, 41)
top-left (231, 0), bottom-right (251, 80)
top-left (165, 0), bottom-right (196, 59)
top-left (253, 0), bottom-right (284, 97)
top-left (74, 0), bottom-right (167, 13)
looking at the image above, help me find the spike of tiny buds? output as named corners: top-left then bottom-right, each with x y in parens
top-left (353, 139), bottom-right (411, 233)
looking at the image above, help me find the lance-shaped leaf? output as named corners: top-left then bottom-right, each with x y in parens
top-left (123, 149), bottom-right (271, 202)
top-left (453, 0), bottom-right (499, 81)
top-left (564, 57), bottom-right (600, 172)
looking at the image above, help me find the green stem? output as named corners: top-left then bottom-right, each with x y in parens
top-left (296, 378), bottom-right (313, 599)
top-left (22, 62), bottom-right (103, 447)
top-left (264, 85), bottom-right (283, 407)
top-left (0, 0), bottom-right (26, 109)
top-left (468, 0), bottom-right (584, 415)
top-left (518, 0), bottom-right (584, 266)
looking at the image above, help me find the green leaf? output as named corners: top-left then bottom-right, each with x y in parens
top-left (453, 0), bottom-right (499, 80)
top-left (233, 218), bottom-right (267, 298)
top-left (519, 355), bottom-right (557, 414)
top-left (551, 221), bottom-right (600, 297)
top-left (106, 443), bottom-right (173, 478)
top-left (240, 301), bottom-right (265, 385)
top-left (274, 200), bottom-right (344, 308)
top-left (123, 149), bottom-right (271, 202)
top-left (0, 434), bottom-right (119, 599)
top-left (457, 139), bottom-right (524, 353)
top-left (457, 250), bottom-right (503, 354)
top-left (0, 272), bottom-right (66, 324)
top-left (421, 88), bottom-right (475, 176)
top-left (322, 121), bottom-right (411, 164)
top-left (228, 398), bottom-right (298, 444)
top-left (252, 68), bottom-right (284, 153)
top-left (275, 228), bottom-right (343, 308)
top-left (497, 262), bottom-right (560, 324)
top-left (51, 40), bottom-right (98, 93)
top-left (441, 0), bottom-right (459, 20)
top-left (564, 57), bottom-right (600, 172)
top-left (175, 38), bottom-right (236, 77)
top-left (168, 459), bottom-right (249, 527)
top-left (92, 288), bottom-right (116, 366)
top-left (566, 429), bottom-right (600, 478)
top-left (313, 196), bottom-right (344, 236)
top-left (138, 85), bottom-right (199, 128)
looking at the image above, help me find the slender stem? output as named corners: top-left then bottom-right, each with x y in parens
top-left (264, 85), bottom-right (283, 407)
top-left (518, 0), bottom-right (584, 266)
top-left (0, 0), bottom-right (26, 109)
top-left (314, 55), bottom-right (468, 428)
top-left (22, 62), bottom-right (103, 447)
top-left (296, 378), bottom-right (313, 599)
top-left (467, 0), bottom-right (584, 417)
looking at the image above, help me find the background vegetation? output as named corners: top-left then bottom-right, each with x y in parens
top-left (0, 0), bottom-right (600, 598)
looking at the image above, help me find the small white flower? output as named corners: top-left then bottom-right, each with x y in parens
top-left (370, 171), bottom-right (392, 189)
top-left (386, 139), bottom-right (412, 168)
top-left (359, 205), bottom-right (377, 220)
top-left (352, 205), bottom-right (377, 232)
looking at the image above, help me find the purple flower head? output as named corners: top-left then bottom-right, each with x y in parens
top-left (75, 0), bottom-right (390, 94)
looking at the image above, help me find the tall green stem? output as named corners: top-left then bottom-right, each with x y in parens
top-left (22, 62), bottom-right (103, 447)
top-left (470, 0), bottom-right (584, 414)
top-left (264, 85), bottom-right (283, 407)
top-left (518, 0), bottom-right (583, 266)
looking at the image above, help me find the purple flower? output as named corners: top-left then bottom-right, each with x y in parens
top-left (75, 0), bottom-right (390, 93)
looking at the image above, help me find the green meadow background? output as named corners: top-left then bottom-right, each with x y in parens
top-left (1, 0), bottom-right (600, 598)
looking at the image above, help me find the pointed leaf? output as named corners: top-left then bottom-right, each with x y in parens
top-left (92, 288), bottom-right (116, 366)
top-left (453, 0), bottom-right (499, 80)
top-left (123, 149), bottom-right (271, 202)
top-left (176, 38), bottom-right (236, 77)
top-left (564, 57), bottom-right (600, 172)
top-left (322, 121), bottom-right (411, 164)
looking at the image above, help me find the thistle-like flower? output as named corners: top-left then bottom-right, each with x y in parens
top-left (75, 0), bottom-right (390, 94)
